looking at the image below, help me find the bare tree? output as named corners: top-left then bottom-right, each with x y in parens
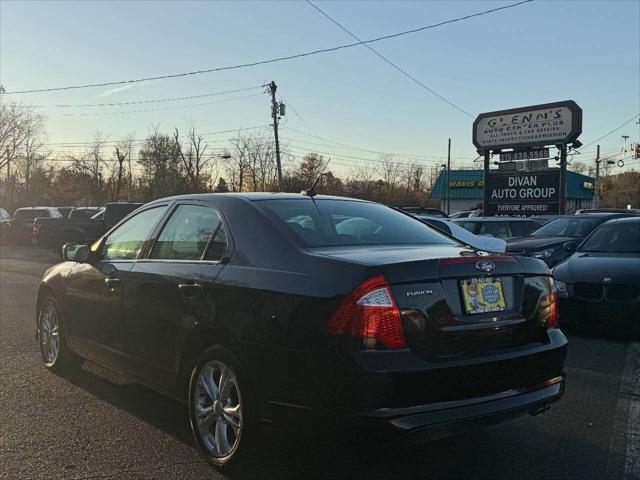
top-left (0, 102), bottom-right (45, 172)
top-left (379, 154), bottom-right (400, 191)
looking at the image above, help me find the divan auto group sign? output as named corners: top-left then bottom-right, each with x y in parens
top-left (485, 170), bottom-right (560, 215)
top-left (473, 101), bottom-right (582, 151)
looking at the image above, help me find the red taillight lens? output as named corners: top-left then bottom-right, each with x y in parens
top-left (327, 275), bottom-right (407, 349)
top-left (545, 277), bottom-right (559, 329)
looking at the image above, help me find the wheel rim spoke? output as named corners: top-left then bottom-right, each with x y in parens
top-left (194, 360), bottom-right (242, 458)
top-left (40, 304), bottom-right (60, 364)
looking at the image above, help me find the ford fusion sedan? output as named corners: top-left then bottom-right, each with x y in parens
top-left (36, 193), bottom-right (567, 470)
top-left (507, 212), bottom-right (637, 267)
top-left (553, 216), bottom-right (640, 335)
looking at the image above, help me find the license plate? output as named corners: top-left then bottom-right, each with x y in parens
top-left (461, 277), bottom-right (506, 314)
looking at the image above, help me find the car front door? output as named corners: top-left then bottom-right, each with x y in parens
top-left (121, 202), bottom-right (230, 390)
top-left (64, 205), bottom-right (169, 372)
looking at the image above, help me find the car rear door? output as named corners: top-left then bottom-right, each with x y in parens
top-left (64, 204), bottom-right (169, 372)
top-left (121, 202), bottom-right (230, 389)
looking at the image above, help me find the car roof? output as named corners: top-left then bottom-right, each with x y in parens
top-left (599, 216), bottom-right (640, 225)
top-left (574, 212), bottom-right (637, 218)
top-left (149, 192), bottom-right (373, 204)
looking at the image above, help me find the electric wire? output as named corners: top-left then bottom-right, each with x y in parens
top-left (3, 1), bottom-right (533, 95)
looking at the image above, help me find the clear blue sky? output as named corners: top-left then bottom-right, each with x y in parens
top-left (1, 0), bottom-right (639, 175)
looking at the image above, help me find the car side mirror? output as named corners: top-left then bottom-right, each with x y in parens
top-left (563, 241), bottom-right (578, 253)
top-left (63, 243), bottom-right (90, 262)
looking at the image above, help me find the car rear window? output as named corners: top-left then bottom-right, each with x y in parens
top-left (532, 217), bottom-right (599, 237)
top-left (14, 209), bottom-right (49, 220)
top-left (579, 221), bottom-right (640, 253)
top-left (257, 199), bottom-right (457, 248)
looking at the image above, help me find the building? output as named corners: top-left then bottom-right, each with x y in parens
top-left (430, 169), bottom-right (595, 214)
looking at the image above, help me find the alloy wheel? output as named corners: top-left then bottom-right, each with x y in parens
top-left (39, 302), bottom-right (60, 365)
top-left (193, 360), bottom-right (243, 459)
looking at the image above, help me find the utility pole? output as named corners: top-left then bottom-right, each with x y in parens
top-left (267, 81), bottom-right (283, 191)
top-left (5, 147), bottom-right (11, 210)
top-left (446, 138), bottom-right (451, 215)
top-left (114, 146), bottom-right (127, 202)
top-left (559, 144), bottom-right (567, 214)
top-left (594, 144), bottom-right (601, 208)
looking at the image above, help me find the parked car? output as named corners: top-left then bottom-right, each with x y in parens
top-left (506, 212), bottom-right (637, 267)
top-left (418, 217), bottom-right (506, 253)
top-left (400, 206), bottom-right (448, 218)
top-left (553, 216), bottom-right (640, 335)
top-left (453, 217), bottom-right (544, 240)
top-left (0, 207), bottom-right (10, 244)
top-left (34, 202), bottom-right (141, 251)
top-left (1, 207), bottom-right (62, 243)
top-left (36, 193), bottom-right (566, 470)
top-left (449, 209), bottom-right (483, 219)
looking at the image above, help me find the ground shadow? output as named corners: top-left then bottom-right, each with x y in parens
top-left (58, 361), bottom-right (618, 480)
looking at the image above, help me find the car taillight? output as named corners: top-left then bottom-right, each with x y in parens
top-left (544, 277), bottom-right (559, 329)
top-left (326, 275), bottom-right (406, 349)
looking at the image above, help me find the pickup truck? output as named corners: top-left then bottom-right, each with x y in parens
top-left (1, 207), bottom-right (63, 244)
top-left (34, 202), bottom-right (143, 251)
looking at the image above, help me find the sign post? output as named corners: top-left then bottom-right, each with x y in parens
top-left (473, 100), bottom-right (582, 216)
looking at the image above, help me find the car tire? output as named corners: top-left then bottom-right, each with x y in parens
top-left (188, 346), bottom-right (255, 470)
top-left (37, 297), bottom-right (83, 372)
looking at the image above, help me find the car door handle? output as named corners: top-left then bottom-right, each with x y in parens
top-left (178, 283), bottom-right (203, 298)
top-left (104, 277), bottom-right (121, 291)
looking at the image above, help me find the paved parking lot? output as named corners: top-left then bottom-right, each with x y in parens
top-left (1, 246), bottom-right (638, 480)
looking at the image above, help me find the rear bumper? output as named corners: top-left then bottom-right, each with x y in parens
top-left (358, 376), bottom-right (564, 442)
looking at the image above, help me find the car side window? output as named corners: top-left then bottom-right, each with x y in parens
top-left (204, 224), bottom-right (229, 261)
top-left (101, 206), bottom-right (168, 261)
top-left (151, 204), bottom-right (222, 261)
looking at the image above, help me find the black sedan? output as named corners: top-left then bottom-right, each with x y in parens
top-left (36, 193), bottom-right (567, 470)
top-left (506, 212), bottom-right (637, 267)
top-left (553, 216), bottom-right (640, 335)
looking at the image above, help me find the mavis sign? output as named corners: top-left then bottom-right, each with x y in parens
top-left (473, 101), bottom-right (582, 151)
top-left (484, 170), bottom-right (560, 216)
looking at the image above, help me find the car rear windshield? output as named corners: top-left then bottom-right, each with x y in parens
top-left (256, 199), bottom-right (458, 248)
top-left (531, 217), bottom-right (599, 237)
top-left (579, 221), bottom-right (640, 253)
top-left (14, 209), bottom-right (50, 220)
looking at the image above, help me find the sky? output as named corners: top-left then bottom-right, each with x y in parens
top-left (1, 0), bottom-right (639, 176)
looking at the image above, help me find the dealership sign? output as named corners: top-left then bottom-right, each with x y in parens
top-left (473, 101), bottom-right (582, 151)
top-left (484, 170), bottom-right (560, 215)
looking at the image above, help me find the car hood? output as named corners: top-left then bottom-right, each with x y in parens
top-left (553, 253), bottom-right (640, 284)
top-left (507, 236), bottom-right (576, 252)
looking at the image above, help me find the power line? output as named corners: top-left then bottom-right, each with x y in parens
top-left (578, 113), bottom-right (640, 150)
top-left (41, 124), bottom-right (271, 147)
top-left (305, 0), bottom-right (472, 117)
top-left (57, 93), bottom-right (262, 117)
top-left (3, 1), bottom-right (533, 95)
top-left (280, 127), bottom-right (475, 160)
top-left (29, 86), bottom-right (261, 108)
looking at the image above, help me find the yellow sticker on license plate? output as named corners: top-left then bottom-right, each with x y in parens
top-left (461, 277), bottom-right (506, 314)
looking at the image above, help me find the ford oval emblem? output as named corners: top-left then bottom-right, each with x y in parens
top-left (475, 260), bottom-right (496, 273)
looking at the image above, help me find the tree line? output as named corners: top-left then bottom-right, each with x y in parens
top-left (1, 101), bottom-right (637, 213)
top-left (0, 102), bottom-right (437, 212)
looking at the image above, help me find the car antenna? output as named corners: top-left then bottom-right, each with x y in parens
top-left (300, 159), bottom-right (332, 198)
